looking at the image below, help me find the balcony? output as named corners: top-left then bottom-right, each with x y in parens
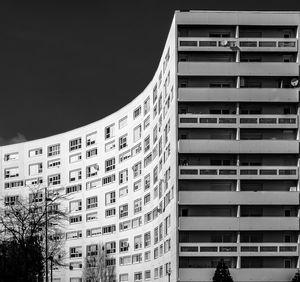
top-left (178, 140), bottom-right (299, 154)
top-left (179, 268), bottom-right (297, 282)
top-left (179, 242), bottom-right (298, 256)
top-left (178, 62), bottom-right (298, 76)
top-left (179, 217), bottom-right (299, 231)
top-left (179, 191), bottom-right (299, 205)
top-left (178, 37), bottom-right (298, 52)
top-left (179, 165), bottom-right (298, 180)
top-left (178, 114), bottom-right (298, 129)
top-left (178, 87), bottom-right (299, 102)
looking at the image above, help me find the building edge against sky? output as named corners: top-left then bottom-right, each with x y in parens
top-left (1, 10), bottom-right (300, 282)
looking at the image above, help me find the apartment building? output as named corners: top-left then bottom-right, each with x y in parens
top-left (1, 10), bottom-right (300, 282)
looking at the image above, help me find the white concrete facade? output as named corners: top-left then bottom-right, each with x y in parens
top-left (1, 10), bottom-right (300, 282)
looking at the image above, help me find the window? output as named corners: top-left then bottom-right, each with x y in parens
top-left (105, 191), bottom-right (116, 205)
top-left (120, 239), bottom-right (129, 252)
top-left (144, 135), bottom-right (150, 152)
top-left (132, 162), bottom-right (142, 178)
top-left (144, 193), bottom-right (151, 205)
top-left (145, 212), bottom-right (152, 224)
top-left (86, 227), bottom-right (101, 237)
top-left (48, 174), bottom-right (60, 186)
top-left (145, 270), bottom-right (151, 280)
top-left (70, 247), bottom-right (82, 258)
top-left (102, 174), bottom-right (115, 185)
top-left (69, 169), bottom-right (82, 182)
top-left (48, 159), bottom-right (60, 168)
top-left (153, 166), bottom-right (158, 184)
top-left (119, 116), bottom-right (127, 129)
top-left (133, 255), bottom-right (142, 264)
top-left (144, 153), bottom-right (152, 167)
top-left (4, 195), bottom-right (19, 206)
top-left (134, 272), bottom-right (142, 282)
top-left (119, 186), bottom-right (128, 197)
top-left (5, 167), bottom-right (19, 179)
top-left (144, 174), bottom-right (150, 190)
top-left (133, 125), bottom-right (142, 142)
top-left (105, 158), bottom-right (115, 172)
top-left (105, 208), bottom-right (116, 217)
top-left (102, 224), bottom-right (116, 235)
top-left (119, 169), bottom-right (128, 184)
top-left (144, 116), bottom-right (150, 129)
top-left (154, 227), bottom-right (159, 244)
top-left (86, 164), bottom-right (99, 178)
top-left (105, 140), bottom-right (115, 152)
top-left (86, 179), bottom-right (101, 190)
top-left (48, 144), bottom-right (60, 157)
top-left (132, 216), bottom-right (142, 228)
top-left (4, 152), bottom-right (19, 161)
top-left (66, 230), bottom-right (82, 240)
top-left (86, 132), bottom-right (96, 146)
top-left (119, 134), bottom-right (128, 150)
top-left (66, 184), bottom-right (82, 194)
top-left (134, 180), bottom-right (142, 192)
top-left (144, 232), bottom-right (151, 247)
top-left (119, 274), bottom-right (129, 282)
top-left (134, 198), bottom-right (142, 214)
top-left (69, 200), bottom-right (82, 212)
top-left (86, 196), bottom-right (97, 209)
top-left (105, 241), bottom-right (116, 254)
top-left (86, 244), bottom-right (98, 257)
top-left (145, 251), bottom-right (151, 261)
top-left (119, 204), bottom-right (128, 218)
top-left (144, 97), bottom-right (150, 115)
top-left (86, 212), bottom-right (97, 221)
top-left (69, 153), bottom-right (82, 163)
top-left (153, 125), bottom-right (158, 144)
top-left (131, 143), bottom-right (142, 156)
top-left (4, 180), bottom-right (24, 189)
top-left (29, 148), bottom-right (42, 157)
top-left (105, 124), bottom-right (115, 139)
top-left (154, 247), bottom-right (158, 259)
top-left (69, 215), bottom-right (82, 224)
top-left (153, 84), bottom-right (158, 103)
top-left (119, 220), bottom-right (131, 232)
top-left (119, 150), bottom-right (131, 163)
top-left (120, 255), bottom-right (131, 266)
top-left (86, 148), bottom-right (97, 158)
top-left (133, 106), bottom-right (141, 119)
top-left (70, 138), bottom-right (82, 151)
top-left (29, 163), bottom-right (42, 175)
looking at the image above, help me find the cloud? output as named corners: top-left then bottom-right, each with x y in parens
top-left (0, 133), bottom-right (27, 146)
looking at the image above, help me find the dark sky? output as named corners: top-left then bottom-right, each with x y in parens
top-left (1, 0), bottom-right (300, 144)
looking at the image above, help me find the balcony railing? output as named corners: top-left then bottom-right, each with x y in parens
top-left (179, 114), bottom-right (298, 128)
top-left (178, 37), bottom-right (298, 51)
top-left (179, 242), bottom-right (298, 256)
top-left (179, 165), bottom-right (298, 179)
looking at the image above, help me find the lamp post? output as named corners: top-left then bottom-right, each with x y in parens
top-left (166, 266), bottom-right (171, 282)
top-left (45, 187), bottom-right (48, 282)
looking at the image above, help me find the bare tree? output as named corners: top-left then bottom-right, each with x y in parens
top-left (82, 243), bottom-right (116, 282)
top-left (0, 187), bottom-right (68, 281)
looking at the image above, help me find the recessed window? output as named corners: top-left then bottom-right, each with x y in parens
top-left (119, 134), bottom-right (128, 150)
top-left (133, 106), bottom-right (141, 119)
top-left (105, 191), bottom-right (116, 205)
top-left (48, 174), bottom-right (60, 186)
top-left (119, 186), bottom-right (128, 197)
top-left (105, 124), bottom-right (115, 140)
top-left (48, 144), bottom-right (60, 157)
top-left (105, 158), bottom-right (115, 172)
top-left (4, 152), bottom-right (19, 161)
top-left (119, 204), bottom-right (129, 218)
top-left (86, 132), bottom-right (96, 146)
top-left (29, 148), bottom-right (42, 158)
top-left (86, 164), bottom-right (99, 178)
top-left (134, 198), bottom-right (142, 214)
top-left (119, 116), bottom-right (128, 129)
top-left (86, 196), bottom-right (98, 209)
top-left (105, 140), bottom-right (115, 152)
top-left (29, 163), bottom-right (42, 176)
top-left (133, 125), bottom-right (142, 142)
top-left (119, 169), bottom-right (128, 184)
top-left (144, 97), bottom-right (150, 116)
top-left (69, 138), bottom-right (82, 152)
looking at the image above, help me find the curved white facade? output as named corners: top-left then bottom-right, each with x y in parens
top-left (0, 17), bottom-right (177, 282)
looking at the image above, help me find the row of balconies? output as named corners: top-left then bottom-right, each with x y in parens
top-left (178, 140), bottom-right (299, 154)
top-left (179, 114), bottom-right (298, 128)
top-left (179, 242), bottom-right (298, 256)
top-left (178, 191), bottom-right (299, 205)
top-left (178, 37), bottom-right (298, 52)
top-left (178, 88), bottom-right (299, 103)
top-left (178, 61), bottom-right (299, 76)
top-left (179, 166), bottom-right (298, 180)
top-left (179, 217), bottom-right (299, 231)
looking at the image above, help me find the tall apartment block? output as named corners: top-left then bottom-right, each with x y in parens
top-left (1, 10), bottom-right (300, 282)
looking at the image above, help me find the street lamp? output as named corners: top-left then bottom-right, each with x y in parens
top-left (166, 266), bottom-right (171, 282)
